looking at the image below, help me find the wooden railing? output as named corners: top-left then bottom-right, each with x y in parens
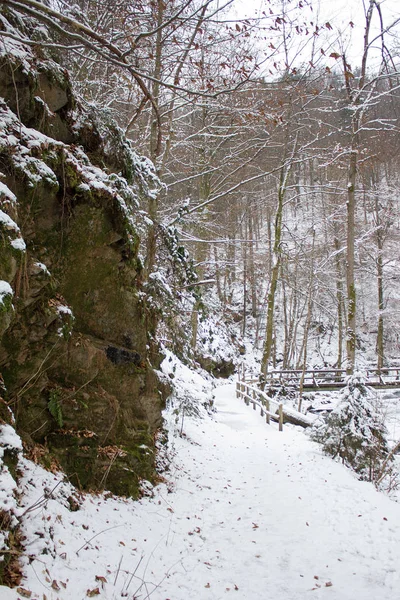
top-left (236, 376), bottom-right (284, 431)
top-left (236, 366), bottom-right (316, 429)
top-left (256, 367), bottom-right (400, 390)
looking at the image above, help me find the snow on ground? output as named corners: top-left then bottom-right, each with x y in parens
top-left (3, 381), bottom-right (400, 599)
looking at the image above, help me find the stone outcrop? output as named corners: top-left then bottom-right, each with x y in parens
top-left (0, 10), bottom-right (169, 498)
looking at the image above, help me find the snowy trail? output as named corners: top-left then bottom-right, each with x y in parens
top-left (3, 383), bottom-right (400, 599)
top-left (155, 384), bottom-right (400, 599)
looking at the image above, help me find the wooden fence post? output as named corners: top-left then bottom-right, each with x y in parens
top-left (278, 403), bottom-right (283, 432)
top-left (266, 398), bottom-right (270, 425)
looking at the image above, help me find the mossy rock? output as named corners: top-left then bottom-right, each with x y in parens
top-left (0, 289), bottom-right (14, 339)
top-left (0, 12), bottom-right (166, 500)
top-left (46, 430), bottom-right (156, 497)
top-left (196, 355), bottom-right (235, 378)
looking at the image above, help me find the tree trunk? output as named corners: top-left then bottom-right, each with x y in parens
top-left (375, 194), bottom-right (385, 370)
top-left (248, 210), bottom-right (257, 318)
top-left (346, 149), bottom-right (357, 373)
top-left (261, 175), bottom-right (285, 377)
top-left (333, 232), bottom-right (345, 369)
top-left (298, 228), bottom-right (316, 411)
top-left (145, 0), bottom-right (164, 277)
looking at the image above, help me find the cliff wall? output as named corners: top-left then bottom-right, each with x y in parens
top-left (0, 9), bottom-right (169, 498)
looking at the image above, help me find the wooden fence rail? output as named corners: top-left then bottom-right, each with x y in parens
top-left (239, 365), bottom-right (400, 391)
top-left (236, 374), bottom-right (284, 431)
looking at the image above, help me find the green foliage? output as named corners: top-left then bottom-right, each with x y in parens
top-left (0, 290), bottom-right (13, 314)
top-left (48, 388), bottom-right (63, 428)
top-left (310, 373), bottom-right (390, 481)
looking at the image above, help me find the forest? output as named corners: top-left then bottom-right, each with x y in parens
top-left (8, 0), bottom-right (399, 374)
top-left (1, 0), bottom-right (398, 373)
top-left (1, 0), bottom-right (400, 597)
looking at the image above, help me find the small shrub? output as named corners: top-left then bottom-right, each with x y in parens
top-left (173, 393), bottom-right (202, 437)
top-left (48, 388), bottom-right (63, 428)
top-left (310, 372), bottom-right (391, 482)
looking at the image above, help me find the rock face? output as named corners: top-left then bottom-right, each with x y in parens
top-left (0, 11), bottom-right (169, 497)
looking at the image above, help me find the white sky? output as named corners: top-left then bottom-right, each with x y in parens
top-left (234, 0), bottom-right (400, 72)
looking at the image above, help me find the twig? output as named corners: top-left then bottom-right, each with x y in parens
top-left (97, 450), bottom-right (119, 490)
top-left (11, 340), bottom-right (61, 406)
top-left (75, 524), bottom-right (123, 555)
top-left (123, 553), bottom-right (144, 593)
top-left (113, 554), bottom-right (123, 587)
top-left (376, 439), bottom-right (400, 485)
top-left (21, 481), bottom-right (62, 516)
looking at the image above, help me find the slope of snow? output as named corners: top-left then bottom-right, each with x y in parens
top-left (2, 381), bottom-right (400, 599)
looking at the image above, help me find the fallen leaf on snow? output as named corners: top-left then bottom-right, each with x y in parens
top-left (87, 587), bottom-right (100, 596)
top-left (95, 575), bottom-right (107, 586)
top-left (16, 588), bottom-right (32, 598)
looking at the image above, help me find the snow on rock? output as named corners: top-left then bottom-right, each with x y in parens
top-left (56, 304), bottom-right (73, 316)
top-left (0, 102), bottom-right (60, 189)
top-left (0, 207), bottom-right (26, 252)
top-left (0, 183), bottom-right (17, 205)
top-left (0, 209), bottom-right (19, 232)
top-left (0, 100), bottom-right (149, 240)
top-left (0, 280), bottom-right (13, 306)
top-left (149, 270), bottom-right (173, 298)
top-left (0, 15), bottom-right (32, 74)
top-left (33, 262), bottom-right (51, 276)
top-left (10, 237), bottom-right (26, 252)
top-left (0, 424), bottom-right (23, 453)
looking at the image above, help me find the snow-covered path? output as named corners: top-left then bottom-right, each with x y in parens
top-left (3, 383), bottom-right (400, 599)
top-left (156, 384), bottom-right (400, 599)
